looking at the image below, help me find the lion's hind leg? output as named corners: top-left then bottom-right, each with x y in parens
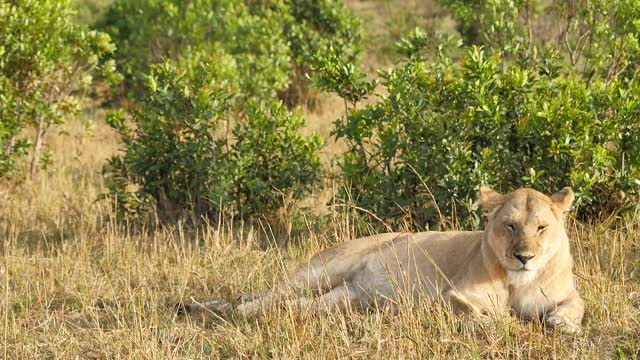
top-left (313, 284), bottom-right (370, 313)
top-left (177, 298), bottom-right (232, 314)
top-left (175, 299), bottom-right (233, 315)
top-left (234, 284), bottom-right (368, 317)
top-left (177, 292), bottom-right (268, 315)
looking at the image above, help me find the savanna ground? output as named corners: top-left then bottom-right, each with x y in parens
top-left (2, 0), bottom-right (640, 358)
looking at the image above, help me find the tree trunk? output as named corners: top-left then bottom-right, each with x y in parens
top-left (5, 135), bottom-right (15, 155)
top-left (30, 117), bottom-right (50, 178)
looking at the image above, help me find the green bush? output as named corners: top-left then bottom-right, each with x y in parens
top-left (0, 0), bottom-right (119, 178)
top-left (104, 57), bottom-right (323, 222)
top-left (318, 42), bottom-right (640, 229)
top-left (283, 0), bottom-right (363, 106)
top-left (310, 46), bottom-right (379, 111)
top-left (98, 0), bottom-right (288, 100)
top-left (98, 0), bottom-right (362, 105)
top-left (229, 101), bottom-right (324, 218)
top-left (71, 0), bottom-right (114, 25)
top-left (99, 0), bottom-right (352, 222)
top-left (437, 0), bottom-right (530, 55)
top-left (437, 0), bottom-right (640, 82)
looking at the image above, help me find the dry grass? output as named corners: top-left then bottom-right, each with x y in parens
top-left (1, 2), bottom-right (639, 358)
top-left (1, 116), bottom-right (639, 359)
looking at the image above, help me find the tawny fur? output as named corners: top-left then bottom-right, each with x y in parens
top-left (183, 187), bottom-right (584, 333)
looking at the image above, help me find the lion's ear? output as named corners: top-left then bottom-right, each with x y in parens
top-left (478, 186), bottom-right (504, 212)
top-left (550, 187), bottom-right (574, 212)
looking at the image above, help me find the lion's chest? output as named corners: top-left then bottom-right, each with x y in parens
top-left (508, 285), bottom-right (555, 319)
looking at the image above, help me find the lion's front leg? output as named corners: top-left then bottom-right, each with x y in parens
top-left (545, 291), bottom-right (584, 334)
top-left (444, 290), bottom-right (490, 323)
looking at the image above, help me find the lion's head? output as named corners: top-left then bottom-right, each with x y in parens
top-left (479, 187), bottom-right (574, 285)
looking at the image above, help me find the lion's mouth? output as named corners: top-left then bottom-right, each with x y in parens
top-left (512, 264), bottom-right (533, 271)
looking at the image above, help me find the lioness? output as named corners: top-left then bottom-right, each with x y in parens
top-left (182, 187), bottom-right (584, 333)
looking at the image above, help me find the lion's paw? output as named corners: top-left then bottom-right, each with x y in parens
top-left (546, 314), bottom-right (581, 334)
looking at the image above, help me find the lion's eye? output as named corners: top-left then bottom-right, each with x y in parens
top-left (505, 224), bottom-right (516, 232)
top-left (537, 225), bottom-right (548, 233)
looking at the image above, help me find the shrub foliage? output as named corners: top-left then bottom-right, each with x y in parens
top-left (327, 46), bottom-right (639, 228)
top-left (437, 0), bottom-right (640, 81)
top-left (0, 0), bottom-right (118, 178)
top-left (98, 0), bottom-right (362, 105)
top-left (105, 58), bottom-right (323, 222)
top-left (313, 0), bottom-right (640, 228)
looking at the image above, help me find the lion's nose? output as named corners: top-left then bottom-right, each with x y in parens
top-left (514, 253), bottom-right (535, 265)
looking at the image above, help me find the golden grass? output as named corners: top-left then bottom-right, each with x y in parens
top-left (1, 116), bottom-right (639, 359)
top-left (1, 2), bottom-right (639, 356)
